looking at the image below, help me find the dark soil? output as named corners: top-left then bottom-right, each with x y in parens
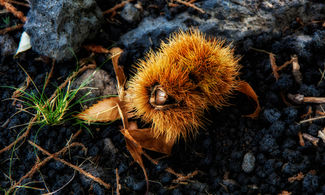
top-left (1, 1), bottom-right (325, 194)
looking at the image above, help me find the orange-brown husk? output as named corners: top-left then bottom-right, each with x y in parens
top-left (127, 29), bottom-right (241, 142)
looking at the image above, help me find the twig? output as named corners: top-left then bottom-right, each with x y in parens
top-left (10, 132), bottom-right (84, 190)
top-left (317, 64), bottom-right (325, 86)
top-left (44, 59), bottom-right (55, 90)
top-left (288, 172), bottom-right (304, 183)
top-left (0, 116), bottom-right (37, 154)
top-left (250, 48), bottom-right (280, 80)
top-left (302, 133), bottom-right (319, 146)
top-left (291, 55), bottom-right (302, 85)
top-left (173, 0), bottom-right (205, 13)
top-left (0, 23), bottom-right (23, 34)
top-left (43, 171), bottom-right (76, 195)
top-left (83, 45), bottom-right (109, 54)
top-left (269, 53), bottom-right (280, 80)
top-left (0, 0), bottom-right (26, 22)
top-left (143, 152), bottom-right (197, 183)
top-left (115, 168), bottom-right (120, 195)
top-left (250, 48), bottom-right (298, 81)
top-left (8, 0), bottom-right (29, 7)
top-left (71, 129), bottom-right (82, 140)
top-left (299, 115), bottom-right (325, 124)
top-left (172, 170), bottom-right (198, 183)
top-left (298, 131), bottom-right (305, 146)
top-left (103, 0), bottom-right (134, 17)
top-left (288, 94), bottom-right (325, 104)
top-left (11, 75), bottom-right (31, 105)
top-left (28, 141), bottom-right (111, 189)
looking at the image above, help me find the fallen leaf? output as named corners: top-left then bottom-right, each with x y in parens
top-left (237, 81), bottom-right (261, 118)
top-left (127, 128), bottom-right (174, 155)
top-left (15, 31), bottom-right (31, 56)
top-left (109, 47), bottom-right (125, 98)
top-left (121, 129), bottom-right (149, 192)
top-left (76, 96), bottom-right (120, 122)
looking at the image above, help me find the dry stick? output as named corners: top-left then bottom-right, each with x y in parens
top-left (288, 172), bottom-right (304, 183)
top-left (291, 55), bottom-right (302, 85)
top-left (71, 129), bottom-right (82, 140)
top-left (12, 75), bottom-right (31, 105)
top-left (0, 23), bottom-right (23, 34)
top-left (115, 168), bottom-right (120, 195)
top-left (0, 116), bottom-right (37, 154)
top-left (288, 93), bottom-right (325, 104)
top-left (103, 0), bottom-right (134, 16)
top-left (28, 141), bottom-right (111, 189)
top-left (11, 142), bottom-right (86, 191)
top-left (0, 0), bottom-right (26, 22)
top-left (299, 115), bottom-right (325, 124)
top-left (173, 0), bottom-right (205, 13)
top-left (250, 48), bottom-right (280, 80)
top-left (44, 60), bottom-right (56, 90)
top-left (8, 0), bottom-right (29, 7)
top-left (143, 152), bottom-right (198, 182)
top-left (298, 131), bottom-right (305, 146)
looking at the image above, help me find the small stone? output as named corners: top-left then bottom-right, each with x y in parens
top-left (103, 138), bottom-right (118, 155)
top-left (0, 34), bottom-right (17, 56)
top-left (121, 3), bottom-right (141, 23)
top-left (72, 69), bottom-right (117, 106)
top-left (242, 152), bottom-right (256, 173)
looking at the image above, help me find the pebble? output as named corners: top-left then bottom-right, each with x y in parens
top-left (242, 152), bottom-right (256, 173)
top-left (0, 34), bottom-right (17, 56)
top-left (121, 3), bottom-right (141, 23)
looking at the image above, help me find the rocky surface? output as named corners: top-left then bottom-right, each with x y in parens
top-left (0, 34), bottom-right (17, 58)
top-left (71, 69), bottom-right (117, 106)
top-left (24, 0), bottom-right (103, 61)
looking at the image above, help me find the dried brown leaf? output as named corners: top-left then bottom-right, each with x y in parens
top-left (76, 97), bottom-right (120, 122)
top-left (109, 47), bottom-right (125, 97)
top-left (237, 81), bottom-right (261, 118)
top-left (121, 129), bottom-right (149, 192)
top-left (127, 128), bottom-right (174, 155)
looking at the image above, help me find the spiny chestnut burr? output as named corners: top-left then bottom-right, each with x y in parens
top-left (127, 29), bottom-right (250, 143)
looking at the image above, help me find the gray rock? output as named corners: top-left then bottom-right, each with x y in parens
top-left (103, 138), bottom-right (118, 155)
top-left (120, 16), bottom-right (187, 49)
top-left (24, 0), bottom-right (103, 61)
top-left (242, 152), bottom-right (256, 173)
top-left (120, 0), bottom-right (325, 51)
top-left (0, 34), bottom-right (17, 57)
top-left (121, 3), bottom-right (141, 23)
top-left (72, 69), bottom-right (117, 106)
